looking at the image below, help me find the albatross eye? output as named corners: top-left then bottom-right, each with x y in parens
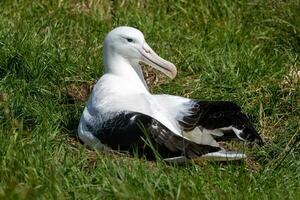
top-left (127, 38), bottom-right (133, 42)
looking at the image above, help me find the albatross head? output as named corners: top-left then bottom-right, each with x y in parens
top-left (103, 26), bottom-right (177, 79)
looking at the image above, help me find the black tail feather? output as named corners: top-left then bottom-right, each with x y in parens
top-left (195, 101), bottom-right (264, 145)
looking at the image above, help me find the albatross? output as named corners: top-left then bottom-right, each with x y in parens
top-left (78, 26), bottom-right (263, 162)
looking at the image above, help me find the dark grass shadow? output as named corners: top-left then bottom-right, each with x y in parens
top-left (59, 81), bottom-right (95, 137)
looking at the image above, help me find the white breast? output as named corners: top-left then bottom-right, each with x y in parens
top-left (84, 74), bottom-right (182, 135)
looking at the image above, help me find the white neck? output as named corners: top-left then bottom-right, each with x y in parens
top-left (104, 50), bottom-right (149, 91)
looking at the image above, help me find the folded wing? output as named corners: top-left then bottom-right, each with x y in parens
top-left (86, 112), bottom-right (221, 160)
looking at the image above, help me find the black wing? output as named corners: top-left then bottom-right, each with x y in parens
top-left (86, 112), bottom-right (220, 160)
top-left (179, 100), bottom-right (263, 145)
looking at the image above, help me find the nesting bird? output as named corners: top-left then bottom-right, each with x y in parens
top-left (78, 26), bottom-right (263, 162)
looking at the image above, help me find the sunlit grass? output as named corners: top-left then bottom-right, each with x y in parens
top-left (0, 0), bottom-right (299, 199)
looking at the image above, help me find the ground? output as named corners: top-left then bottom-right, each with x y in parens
top-left (0, 0), bottom-right (299, 199)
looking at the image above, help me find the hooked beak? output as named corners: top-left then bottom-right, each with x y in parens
top-left (139, 42), bottom-right (177, 79)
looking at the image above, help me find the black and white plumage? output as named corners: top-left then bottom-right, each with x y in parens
top-left (78, 26), bottom-right (263, 162)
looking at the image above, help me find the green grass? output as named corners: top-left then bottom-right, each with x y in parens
top-left (0, 0), bottom-right (299, 199)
